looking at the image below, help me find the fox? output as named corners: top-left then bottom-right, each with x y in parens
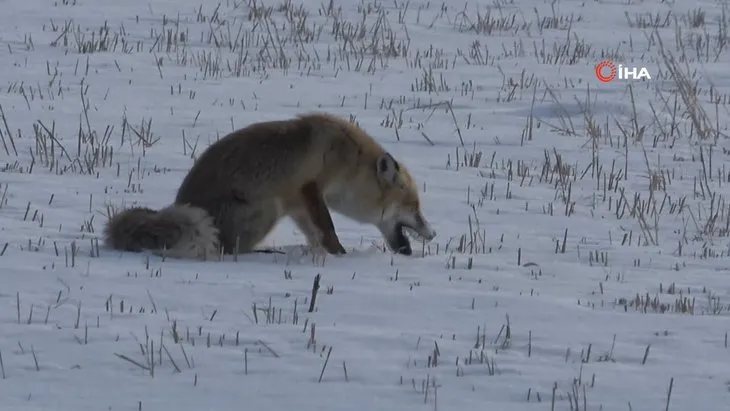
top-left (103, 112), bottom-right (437, 260)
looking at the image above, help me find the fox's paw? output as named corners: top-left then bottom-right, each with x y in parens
top-left (326, 241), bottom-right (347, 255)
top-left (323, 241), bottom-right (347, 255)
top-left (305, 243), bottom-right (346, 258)
top-left (319, 232), bottom-right (347, 255)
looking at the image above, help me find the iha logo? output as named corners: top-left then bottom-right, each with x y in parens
top-left (595, 60), bottom-right (651, 82)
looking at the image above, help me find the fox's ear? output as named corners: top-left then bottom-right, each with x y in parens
top-left (376, 153), bottom-right (400, 184)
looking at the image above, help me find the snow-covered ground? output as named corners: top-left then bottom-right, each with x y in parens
top-left (1, 0), bottom-right (729, 409)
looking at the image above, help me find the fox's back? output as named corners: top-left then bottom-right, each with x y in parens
top-left (174, 118), bottom-right (316, 208)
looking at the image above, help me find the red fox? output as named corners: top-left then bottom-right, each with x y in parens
top-left (104, 112), bottom-right (436, 259)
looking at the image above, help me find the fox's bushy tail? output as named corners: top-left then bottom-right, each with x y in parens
top-left (104, 204), bottom-right (220, 259)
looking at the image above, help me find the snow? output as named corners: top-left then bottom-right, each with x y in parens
top-left (1, 0), bottom-right (730, 409)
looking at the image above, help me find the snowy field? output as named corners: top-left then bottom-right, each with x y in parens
top-left (1, 0), bottom-right (730, 409)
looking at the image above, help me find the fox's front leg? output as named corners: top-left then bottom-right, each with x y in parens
top-left (294, 182), bottom-right (347, 255)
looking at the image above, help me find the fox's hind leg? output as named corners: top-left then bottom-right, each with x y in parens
top-left (215, 201), bottom-right (281, 254)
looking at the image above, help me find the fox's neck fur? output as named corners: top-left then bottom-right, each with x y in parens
top-left (323, 179), bottom-right (382, 226)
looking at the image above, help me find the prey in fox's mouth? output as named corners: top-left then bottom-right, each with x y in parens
top-left (386, 222), bottom-right (435, 256)
top-left (390, 222), bottom-right (413, 255)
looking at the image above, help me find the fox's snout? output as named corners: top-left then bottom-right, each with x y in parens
top-left (403, 211), bottom-right (436, 241)
top-left (379, 208), bottom-right (436, 256)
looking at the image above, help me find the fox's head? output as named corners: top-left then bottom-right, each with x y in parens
top-left (372, 153), bottom-right (436, 255)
